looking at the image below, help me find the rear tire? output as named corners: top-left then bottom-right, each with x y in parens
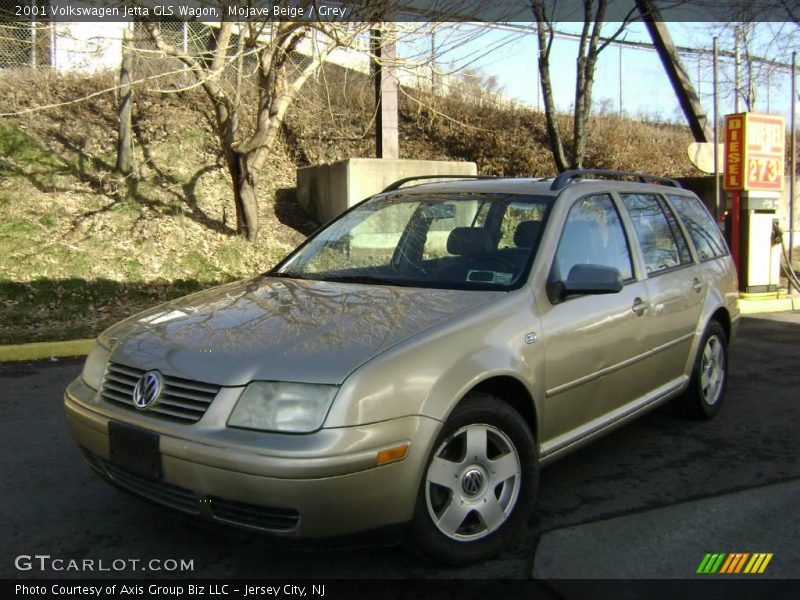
top-left (407, 392), bottom-right (538, 565)
top-left (678, 320), bottom-right (728, 419)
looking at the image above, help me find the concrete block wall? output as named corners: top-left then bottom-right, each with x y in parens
top-left (296, 158), bottom-right (477, 224)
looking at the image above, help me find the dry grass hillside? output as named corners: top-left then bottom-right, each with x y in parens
top-left (0, 65), bottom-right (700, 343)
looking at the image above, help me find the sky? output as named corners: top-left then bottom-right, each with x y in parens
top-left (412, 21), bottom-right (798, 125)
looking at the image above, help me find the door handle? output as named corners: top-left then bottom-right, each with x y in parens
top-left (632, 297), bottom-right (648, 316)
top-left (693, 278), bottom-right (703, 293)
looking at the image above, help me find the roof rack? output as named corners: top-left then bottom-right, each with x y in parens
top-left (382, 174), bottom-right (496, 193)
top-left (550, 169), bottom-right (682, 192)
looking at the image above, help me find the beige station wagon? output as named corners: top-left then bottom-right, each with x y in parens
top-left (65, 170), bottom-right (739, 564)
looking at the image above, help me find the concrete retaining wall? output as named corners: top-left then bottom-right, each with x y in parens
top-left (296, 158), bottom-right (477, 224)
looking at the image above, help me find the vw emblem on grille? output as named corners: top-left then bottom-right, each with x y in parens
top-left (132, 370), bottom-right (162, 410)
top-left (461, 469), bottom-right (484, 496)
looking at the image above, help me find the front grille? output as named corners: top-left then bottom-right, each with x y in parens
top-left (211, 497), bottom-right (301, 531)
top-left (101, 362), bottom-right (219, 423)
top-left (101, 458), bottom-right (200, 515)
top-left (82, 450), bottom-right (300, 533)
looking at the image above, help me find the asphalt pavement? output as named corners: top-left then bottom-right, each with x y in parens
top-left (1, 312), bottom-right (798, 580)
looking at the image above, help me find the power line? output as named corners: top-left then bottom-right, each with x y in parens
top-left (485, 21), bottom-right (796, 73)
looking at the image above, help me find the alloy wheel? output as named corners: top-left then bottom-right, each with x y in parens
top-left (424, 423), bottom-right (521, 541)
top-left (700, 334), bottom-right (725, 406)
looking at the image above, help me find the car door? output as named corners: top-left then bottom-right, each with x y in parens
top-left (538, 193), bottom-right (653, 455)
top-left (617, 192), bottom-right (703, 388)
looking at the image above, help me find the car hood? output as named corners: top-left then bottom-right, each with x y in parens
top-left (106, 276), bottom-right (498, 386)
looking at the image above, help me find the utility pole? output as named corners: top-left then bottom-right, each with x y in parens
top-left (734, 26), bottom-right (741, 113)
top-left (430, 29), bottom-right (436, 93)
top-left (713, 37), bottom-right (720, 220)
top-left (371, 25), bottom-right (399, 160)
top-left (636, 0), bottom-right (712, 143)
top-left (697, 56), bottom-right (701, 98)
top-left (790, 51), bottom-right (797, 269)
top-left (30, 0), bottom-right (36, 69)
top-left (619, 44), bottom-right (623, 117)
top-left (766, 69), bottom-right (771, 112)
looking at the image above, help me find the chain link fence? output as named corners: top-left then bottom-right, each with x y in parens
top-left (131, 21), bottom-right (204, 88)
top-left (0, 20), bottom-right (52, 69)
top-left (129, 22), bottom-right (311, 90)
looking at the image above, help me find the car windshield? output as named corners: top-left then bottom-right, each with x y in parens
top-left (272, 192), bottom-right (554, 290)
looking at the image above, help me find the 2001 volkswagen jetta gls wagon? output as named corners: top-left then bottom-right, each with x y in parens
top-left (65, 170), bottom-right (739, 564)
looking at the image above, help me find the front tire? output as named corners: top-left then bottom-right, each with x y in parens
top-left (679, 320), bottom-right (728, 419)
top-left (408, 392), bottom-right (538, 565)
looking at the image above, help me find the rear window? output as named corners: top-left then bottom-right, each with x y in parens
top-left (667, 195), bottom-right (729, 262)
top-left (620, 193), bottom-right (693, 276)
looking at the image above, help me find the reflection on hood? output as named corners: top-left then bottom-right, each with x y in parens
top-left (106, 277), bottom-right (498, 386)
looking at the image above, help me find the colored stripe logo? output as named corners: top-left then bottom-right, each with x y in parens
top-left (696, 552), bottom-right (773, 574)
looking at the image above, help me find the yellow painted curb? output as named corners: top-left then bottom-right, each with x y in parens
top-left (739, 291), bottom-right (788, 301)
top-left (0, 339), bottom-right (95, 362)
top-left (739, 297), bottom-right (798, 315)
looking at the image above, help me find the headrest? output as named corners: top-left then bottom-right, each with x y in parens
top-left (514, 221), bottom-right (542, 248)
top-left (447, 227), bottom-right (493, 256)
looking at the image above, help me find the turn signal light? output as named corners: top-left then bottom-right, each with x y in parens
top-left (376, 444), bottom-right (409, 466)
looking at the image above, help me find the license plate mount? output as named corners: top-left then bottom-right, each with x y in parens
top-left (108, 421), bottom-right (161, 480)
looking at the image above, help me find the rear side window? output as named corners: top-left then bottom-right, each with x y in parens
top-left (552, 194), bottom-right (633, 282)
top-left (667, 194), bottom-right (728, 262)
top-left (620, 193), bottom-right (693, 276)
top-left (498, 202), bottom-right (546, 249)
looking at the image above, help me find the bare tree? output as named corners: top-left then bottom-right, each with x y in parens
top-left (781, 0), bottom-right (799, 24)
top-left (141, 12), bottom-right (374, 241)
top-left (445, 66), bottom-right (505, 107)
top-left (696, 17), bottom-right (798, 112)
top-left (1, 1), bottom-right (527, 242)
top-left (679, 0), bottom-right (797, 112)
top-left (139, 2), bottom-right (518, 241)
top-left (531, 0), bottom-right (637, 172)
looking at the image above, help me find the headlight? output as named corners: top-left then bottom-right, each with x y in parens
top-left (228, 382), bottom-right (338, 433)
top-left (81, 342), bottom-right (111, 391)
top-left (95, 328), bottom-right (117, 349)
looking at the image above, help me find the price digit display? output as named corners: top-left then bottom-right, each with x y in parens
top-left (747, 157), bottom-right (780, 187)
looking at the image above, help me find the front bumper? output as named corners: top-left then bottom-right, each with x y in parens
top-left (64, 377), bottom-right (441, 539)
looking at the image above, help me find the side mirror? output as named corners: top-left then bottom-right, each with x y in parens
top-left (547, 264), bottom-right (623, 304)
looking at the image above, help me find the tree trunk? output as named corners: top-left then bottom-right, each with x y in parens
top-left (222, 147), bottom-right (259, 241)
top-left (114, 28), bottom-right (133, 178)
top-left (532, 6), bottom-right (569, 173)
top-left (572, 55), bottom-right (588, 170)
top-left (235, 152), bottom-right (259, 242)
top-left (213, 98), bottom-right (259, 241)
top-left (568, 3), bottom-right (592, 171)
top-left (539, 54), bottom-right (569, 172)
top-left (572, 50), bottom-right (600, 170)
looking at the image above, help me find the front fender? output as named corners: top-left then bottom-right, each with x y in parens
top-left (324, 288), bottom-right (543, 429)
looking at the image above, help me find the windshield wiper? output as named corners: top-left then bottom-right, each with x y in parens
top-left (264, 272), bottom-right (415, 287)
top-left (316, 274), bottom-right (415, 287)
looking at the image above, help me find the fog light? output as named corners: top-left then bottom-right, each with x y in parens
top-left (376, 444), bottom-right (409, 466)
